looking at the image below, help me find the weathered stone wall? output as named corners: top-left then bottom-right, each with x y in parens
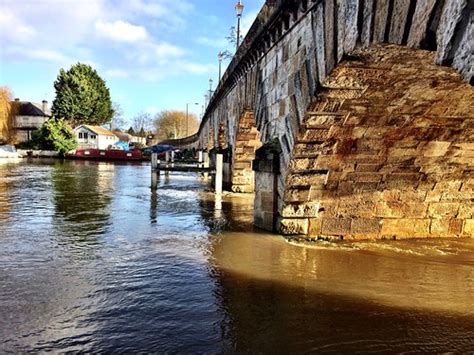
top-left (161, 0), bottom-right (473, 239)
top-left (280, 45), bottom-right (473, 239)
top-left (231, 111), bottom-right (262, 193)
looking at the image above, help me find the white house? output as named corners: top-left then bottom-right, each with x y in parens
top-left (74, 125), bottom-right (118, 150)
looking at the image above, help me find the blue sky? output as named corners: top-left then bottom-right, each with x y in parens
top-left (0, 0), bottom-right (265, 124)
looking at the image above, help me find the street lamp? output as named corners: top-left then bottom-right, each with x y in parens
top-left (208, 78), bottom-right (213, 103)
top-left (235, 1), bottom-right (244, 50)
top-left (186, 102), bottom-right (199, 136)
top-left (218, 51), bottom-right (224, 82)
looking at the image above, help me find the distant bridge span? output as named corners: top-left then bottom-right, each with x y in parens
top-left (163, 0), bottom-right (473, 240)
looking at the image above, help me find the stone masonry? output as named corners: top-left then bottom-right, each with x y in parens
top-left (160, 0), bottom-right (472, 240)
top-left (231, 111), bottom-right (262, 193)
top-left (279, 45), bottom-right (473, 239)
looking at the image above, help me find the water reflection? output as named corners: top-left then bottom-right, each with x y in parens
top-left (51, 160), bottom-right (113, 240)
top-left (0, 160), bottom-right (473, 352)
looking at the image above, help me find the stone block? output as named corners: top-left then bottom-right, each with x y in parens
top-left (356, 163), bottom-right (381, 172)
top-left (231, 184), bottom-right (254, 193)
top-left (351, 218), bottom-right (382, 235)
top-left (449, 219), bottom-right (463, 235)
top-left (430, 219), bottom-right (450, 236)
top-left (376, 201), bottom-right (404, 218)
top-left (321, 218), bottom-right (351, 235)
top-left (308, 218), bottom-right (322, 235)
top-left (401, 202), bottom-right (429, 218)
top-left (301, 128), bottom-right (329, 141)
top-left (346, 172), bottom-right (383, 183)
top-left (284, 187), bottom-right (311, 203)
top-left (279, 218), bottom-right (309, 235)
top-left (428, 203), bottom-right (460, 218)
top-left (286, 173), bottom-right (327, 187)
top-left (337, 199), bottom-right (376, 218)
top-left (381, 218), bottom-right (430, 237)
top-left (463, 219), bottom-right (474, 236)
top-left (458, 204), bottom-right (474, 219)
top-left (422, 141), bottom-right (451, 157)
top-left (281, 202), bottom-right (320, 218)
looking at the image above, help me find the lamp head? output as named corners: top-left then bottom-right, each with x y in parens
top-left (235, 1), bottom-right (244, 17)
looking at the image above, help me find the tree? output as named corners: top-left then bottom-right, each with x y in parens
top-left (52, 63), bottom-right (113, 126)
top-left (32, 118), bottom-right (77, 155)
top-left (110, 102), bottom-right (127, 131)
top-left (153, 110), bottom-right (199, 141)
top-left (0, 86), bottom-right (14, 144)
top-left (127, 127), bottom-right (135, 135)
top-left (132, 112), bottom-right (153, 136)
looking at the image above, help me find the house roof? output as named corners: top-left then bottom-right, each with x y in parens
top-left (77, 125), bottom-right (117, 136)
top-left (13, 101), bottom-right (51, 117)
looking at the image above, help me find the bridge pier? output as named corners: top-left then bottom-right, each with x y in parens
top-left (253, 140), bottom-right (281, 232)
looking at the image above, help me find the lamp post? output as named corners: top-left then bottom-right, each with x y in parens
top-left (235, 1), bottom-right (244, 50)
top-left (208, 78), bottom-right (213, 104)
top-left (186, 102), bottom-right (199, 136)
top-left (218, 51), bottom-right (224, 82)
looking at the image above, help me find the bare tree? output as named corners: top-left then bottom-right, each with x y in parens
top-left (110, 102), bottom-right (127, 131)
top-left (132, 112), bottom-right (153, 137)
top-left (153, 110), bottom-right (199, 141)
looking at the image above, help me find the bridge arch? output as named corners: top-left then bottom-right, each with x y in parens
top-left (275, 44), bottom-right (473, 239)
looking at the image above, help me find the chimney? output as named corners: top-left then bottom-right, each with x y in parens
top-left (42, 100), bottom-right (48, 113)
top-left (14, 98), bottom-right (20, 102)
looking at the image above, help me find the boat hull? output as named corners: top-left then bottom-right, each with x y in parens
top-left (67, 149), bottom-right (148, 161)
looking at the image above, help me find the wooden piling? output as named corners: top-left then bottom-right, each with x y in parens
top-left (215, 153), bottom-right (223, 194)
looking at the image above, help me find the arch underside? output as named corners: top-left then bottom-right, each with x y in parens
top-left (279, 45), bottom-right (473, 240)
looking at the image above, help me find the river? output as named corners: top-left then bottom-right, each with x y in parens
top-left (0, 159), bottom-right (473, 352)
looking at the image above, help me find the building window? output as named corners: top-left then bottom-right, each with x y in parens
top-left (91, 135), bottom-right (96, 139)
top-left (84, 132), bottom-right (88, 139)
top-left (79, 132), bottom-right (83, 139)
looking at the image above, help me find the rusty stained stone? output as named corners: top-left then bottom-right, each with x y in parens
top-left (351, 218), bottom-right (382, 235)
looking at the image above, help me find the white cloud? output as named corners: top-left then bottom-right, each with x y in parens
top-left (0, 10), bottom-right (36, 42)
top-left (3, 46), bottom-right (70, 63)
top-left (105, 69), bottom-right (130, 78)
top-left (95, 20), bottom-right (148, 42)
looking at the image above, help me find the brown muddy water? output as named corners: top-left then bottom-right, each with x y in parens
top-left (0, 159), bottom-right (473, 353)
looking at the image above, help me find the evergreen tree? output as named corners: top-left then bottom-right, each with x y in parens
top-left (32, 118), bottom-right (77, 155)
top-left (52, 63), bottom-right (113, 126)
top-left (127, 127), bottom-right (135, 135)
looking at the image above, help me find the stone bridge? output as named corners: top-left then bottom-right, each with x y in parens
top-left (164, 0), bottom-right (473, 240)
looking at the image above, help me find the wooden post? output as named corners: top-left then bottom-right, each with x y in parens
top-left (151, 153), bottom-right (158, 170)
top-left (203, 151), bottom-right (210, 179)
top-left (215, 153), bottom-right (223, 194)
top-left (198, 150), bottom-right (203, 168)
top-left (165, 151), bottom-right (170, 176)
top-left (151, 170), bottom-right (158, 189)
top-left (151, 153), bottom-right (158, 189)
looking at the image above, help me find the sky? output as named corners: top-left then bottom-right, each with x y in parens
top-left (0, 0), bottom-right (266, 125)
